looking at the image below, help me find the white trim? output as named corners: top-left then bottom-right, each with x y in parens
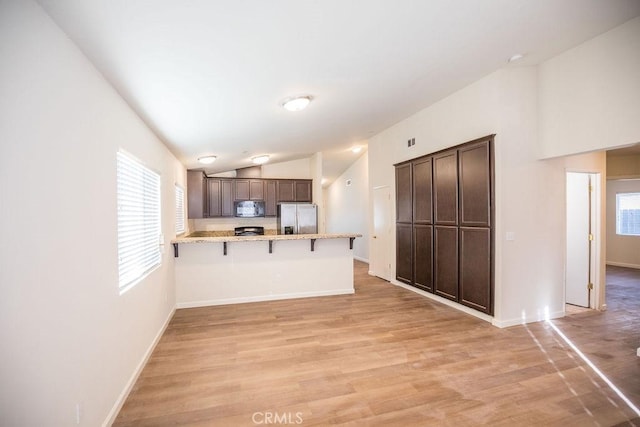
top-left (176, 289), bottom-right (355, 309)
top-left (354, 255), bottom-right (369, 263)
top-left (391, 280), bottom-right (494, 324)
top-left (606, 261), bottom-right (640, 269)
top-left (492, 310), bottom-right (565, 329)
top-left (103, 307), bottom-right (175, 427)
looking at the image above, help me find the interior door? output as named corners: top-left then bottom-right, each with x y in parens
top-left (566, 172), bottom-right (591, 307)
top-left (371, 186), bottom-right (392, 280)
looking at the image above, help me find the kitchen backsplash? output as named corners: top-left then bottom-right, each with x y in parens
top-left (190, 217), bottom-right (277, 232)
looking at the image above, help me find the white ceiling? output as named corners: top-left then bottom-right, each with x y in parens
top-left (37, 0), bottom-right (640, 184)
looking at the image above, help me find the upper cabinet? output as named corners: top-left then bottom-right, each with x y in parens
top-left (265, 180), bottom-right (277, 216)
top-left (277, 180), bottom-right (312, 202)
top-left (395, 163), bottom-right (412, 223)
top-left (458, 141), bottom-right (491, 227)
top-left (187, 175), bottom-right (312, 218)
top-left (412, 157), bottom-right (432, 224)
top-left (433, 150), bottom-right (458, 226)
top-left (187, 171), bottom-right (207, 219)
top-left (235, 179), bottom-right (265, 201)
top-left (207, 178), bottom-right (234, 217)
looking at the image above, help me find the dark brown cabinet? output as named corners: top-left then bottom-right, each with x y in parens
top-left (186, 175), bottom-right (312, 218)
top-left (221, 180), bottom-right (234, 217)
top-left (277, 180), bottom-right (313, 202)
top-left (187, 171), bottom-right (207, 219)
top-left (265, 180), bottom-right (277, 216)
top-left (207, 178), bottom-right (221, 217)
top-left (394, 135), bottom-right (494, 315)
top-left (235, 179), bottom-right (265, 201)
top-left (207, 178), bottom-right (234, 217)
top-left (294, 180), bottom-right (312, 202)
top-left (459, 141), bottom-right (491, 227)
top-left (412, 158), bottom-right (432, 224)
top-left (433, 150), bottom-right (458, 226)
top-left (395, 163), bottom-right (412, 223)
top-left (413, 224), bottom-right (433, 292)
top-left (460, 227), bottom-right (491, 312)
top-left (434, 226), bottom-right (458, 300)
top-left (396, 223), bottom-right (413, 284)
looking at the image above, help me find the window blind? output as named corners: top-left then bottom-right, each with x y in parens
top-left (175, 184), bottom-right (185, 235)
top-left (117, 151), bottom-right (161, 291)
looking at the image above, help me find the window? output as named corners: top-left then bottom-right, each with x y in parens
top-left (175, 184), bottom-right (185, 235)
top-left (117, 151), bottom-right (161, 292)
top-left (616, 192), bottom-right (640, 236)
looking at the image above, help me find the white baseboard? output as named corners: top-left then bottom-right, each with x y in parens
top-left (606, 261), bottom-right (640, 269)
top-left (354, 256), bottom-right (369, 263)
top-left (391, 280), bottom-right (494, 324)
top-left (177, 288), bottom-right (355, 309)
top-left (492, 310), bottom-right (565, 329)
top-left (103, 307), bottom-right (175, 427)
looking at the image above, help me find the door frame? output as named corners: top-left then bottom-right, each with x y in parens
top-left (565, 170), bottom-right (603, 310)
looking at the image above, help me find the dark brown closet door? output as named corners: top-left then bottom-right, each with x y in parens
top-left (413, 225), bottom-right (433, 292)
top-left (412, 158), bottom-right (432, 224)
top-left (396, 163), bottom-right (412, 223)
top-left (459, 141), bottom-right (491, 227)
top-left (433, 150), bottom-right (458, 225)
top-left (460, 227), bottom-right (491, 313)
top-left (396, 223), bottom-right (413, 284)
top-left (434, 226), bottom-right (458, 300)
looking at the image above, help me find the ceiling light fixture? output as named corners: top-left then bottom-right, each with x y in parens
top-left (282, 95), bottom-right (312, 112)
top-left (198, 155), bottom-right (217, 164)
top-left (252, 155), bottom-right (270, 165)
top-left (508, 53), bottom-right (525, 63)
top-left (351, 146), bottom-right (362, 154)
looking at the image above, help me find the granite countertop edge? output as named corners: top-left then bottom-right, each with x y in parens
top-left (171, 233), bottom-right (362, 244)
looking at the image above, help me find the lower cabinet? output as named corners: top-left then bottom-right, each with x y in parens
top-left (460, 227), bottom-right (491, 312)
top-left (413, 225), bottom-right (433, 292)
top-left (396, 223), bottom-right (413, 284)
top-left (434, 226), bottom-right (458, 301)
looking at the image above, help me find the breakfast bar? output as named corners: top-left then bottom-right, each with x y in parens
top-left (171, 232), bottom-right (361, 308)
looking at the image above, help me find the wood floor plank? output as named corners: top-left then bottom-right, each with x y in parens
top-left (114, 262), bottom-right (640, 426)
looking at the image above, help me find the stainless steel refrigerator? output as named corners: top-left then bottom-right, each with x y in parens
top-left (277, 203), bottom-right (318, 234)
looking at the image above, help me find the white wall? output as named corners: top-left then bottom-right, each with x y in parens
top-left (325, 152), bottom-right (370, 261)
top-left (607, 179), bottom-right (640, 268)
top-left (0, 1), bottom-right (184, 425)
top-left (539, 16), bottom-right (640, 158)
top-left (261, 157), bottom-right (312, 179)
top-left (607, 153), bottom-right (640, 178)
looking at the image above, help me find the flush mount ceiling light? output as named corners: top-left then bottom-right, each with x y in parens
top-left (351, 146), bottom-right (362, 154)
top-left (508, 53), bottom-right (525, 63)
top-left (252, 155), bottom-right (270, 165)
top-left (198, 155), bottom-right (217, 164)
top-left (282, 95), bottom-right (312, 112)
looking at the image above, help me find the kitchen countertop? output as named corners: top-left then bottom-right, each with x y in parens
top-left (171, 231), bottom-right (361, 244)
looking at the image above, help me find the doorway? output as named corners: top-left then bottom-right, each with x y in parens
top-left (565, 172), bottom-right (601, 309)
top-left (371, 186), bottom-right (392, 280)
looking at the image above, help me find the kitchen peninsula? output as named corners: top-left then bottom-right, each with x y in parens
top-left (171, 231), bottom-right (361, 308)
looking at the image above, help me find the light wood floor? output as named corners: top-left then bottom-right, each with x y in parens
top-left (114, 262), bottom-right (640, 426)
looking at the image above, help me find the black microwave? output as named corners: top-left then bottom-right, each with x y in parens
top-left (234, 200), bottom-right (265, 218)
